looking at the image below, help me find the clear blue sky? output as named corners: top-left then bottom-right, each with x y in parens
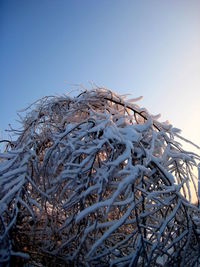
top-left (1, 0), bottom-right (200, 149)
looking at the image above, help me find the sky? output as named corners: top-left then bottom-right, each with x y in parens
top-left (1, 0), bottom-right (200, 154)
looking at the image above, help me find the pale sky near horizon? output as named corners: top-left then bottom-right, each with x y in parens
top-left (1, 0), bottom-right (200, 156)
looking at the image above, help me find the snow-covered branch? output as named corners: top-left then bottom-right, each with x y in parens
top-left (0, 88), bottom-right (200, 266)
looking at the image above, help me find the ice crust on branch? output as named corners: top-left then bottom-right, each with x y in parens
top-left (0, 88), bottom-right (200, 266)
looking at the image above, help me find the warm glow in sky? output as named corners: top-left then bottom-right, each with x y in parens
top-left (1, 1), bottom-right (200, 159)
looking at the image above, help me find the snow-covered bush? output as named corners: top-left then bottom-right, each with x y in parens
top-left (0, 88), bottom-right (200, 266)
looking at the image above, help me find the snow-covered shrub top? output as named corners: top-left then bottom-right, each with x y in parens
top-left (0, 88), bottom-right (200, 266)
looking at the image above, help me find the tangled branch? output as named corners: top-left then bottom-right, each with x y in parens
top-left (0, 88), bottom-right (200, 266)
